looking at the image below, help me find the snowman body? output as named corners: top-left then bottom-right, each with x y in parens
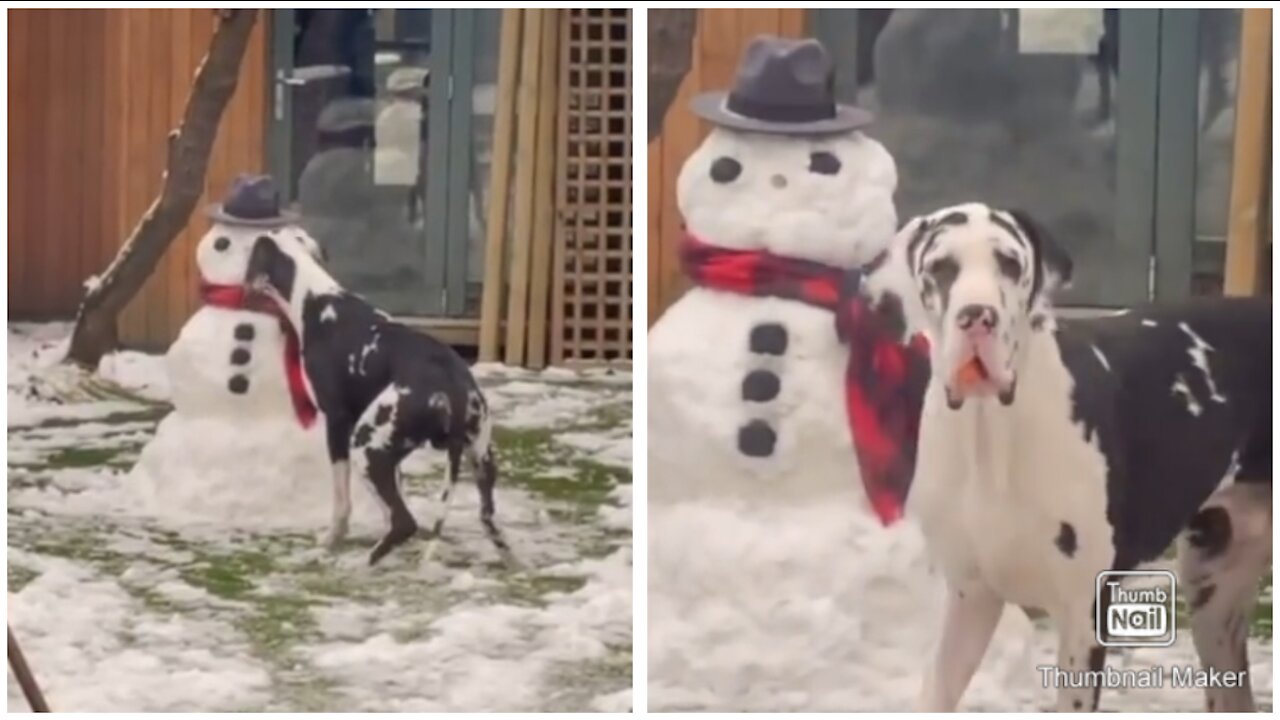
top-left (128, 224), bottom-right (379, 531)
top-left (648, 128), bottom-right (899, 506)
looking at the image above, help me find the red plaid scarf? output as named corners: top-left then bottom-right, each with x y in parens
top-left (199, 283), bottom-right (319, 429)
top-left (681, 231), bottom-right (930, 525)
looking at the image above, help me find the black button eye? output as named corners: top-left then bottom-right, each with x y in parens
top-left (809, 151), bottom-right (841, 175)
top-left (710, 156), bottom-right (742, 184)
top-left (213, 237), bottom-right (231, 252)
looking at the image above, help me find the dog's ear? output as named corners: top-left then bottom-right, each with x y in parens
top-left (1007, 209), bottom-right (1073, 298)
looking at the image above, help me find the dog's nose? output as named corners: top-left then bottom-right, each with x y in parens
top-left (956, 304), bottom-right (998, 332)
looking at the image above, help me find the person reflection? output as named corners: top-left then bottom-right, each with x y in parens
top-left (299, 97), bottom-right (422, 309)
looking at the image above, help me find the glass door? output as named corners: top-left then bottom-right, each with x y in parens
top-left (269, 9), bottom-right (499, 318)
top-left (814, 8), bottom-right (1160, 307)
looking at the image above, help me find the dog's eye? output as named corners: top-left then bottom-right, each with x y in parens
top-left (925, 257), bottom-right (958, 285)
top-left (995, 251), bottom-right (1022, 281)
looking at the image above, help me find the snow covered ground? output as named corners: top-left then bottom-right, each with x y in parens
top-left (7, 323), bottom-right (632, 712)
top-left (650, 496), bottom-right (1272, 712)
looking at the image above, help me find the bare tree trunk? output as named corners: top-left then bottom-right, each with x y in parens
top-left (65, 9), bottom-right (258, 370)
top-left (648, 9), bottom-right (697, 142)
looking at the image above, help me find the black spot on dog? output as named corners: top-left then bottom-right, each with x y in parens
top-left (989, 211), bottom-right (1022, 246)
top-left (1087, 646), bottom-right (1106, 709)
top-left (228, 375), bottom-right (249, 394)
top-left (1030, 314), bottom-right (1046, 331)
top-left (213, 236), bottom-right (231, 252)
top-left (710, 156), bottom-right (742, 184)
top-left (749, 323), bottom-right (787, 355)
top-left (352, 424), bottom-right (374, 448)
top-left (925, 257), bottom-right (959, 311)
top-left (1187, 506), bottom-right (1232, 559)
top-left (742, 370), bottom-right (780, 402)
top-left (1073, 700), bottom-right (1083, 710)
top-left (995, 250), bottom-right (1022, 283)
top-left (1208, 698), bottom-right (1215, 711)
top-left (234, 323), bottom-right (255, 341)
top-left (230, 348), bottom-right (251, 366)
top-left (1190, 584), bottom-right (1216, 612)
top-left (738, 420), bottom-right (776, 457)
top-left (373, 404), bottom-right (394, 426)
top-left (808, 151), bottom-right (841, 175)
top-left (1055, 522), bottom-right (1078, 557)
top-left (937, 210), bottom-right (969, 227)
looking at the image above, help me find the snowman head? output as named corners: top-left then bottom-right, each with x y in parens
top-left (196, 223), bottom-right (326, 287)
top-left (677, 127), bottom-right (898, 270)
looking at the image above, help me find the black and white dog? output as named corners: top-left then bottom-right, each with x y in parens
top-left (879, 203), bottom-right (1271, 711)
top-left (245, 233), bottom-right (508, 565)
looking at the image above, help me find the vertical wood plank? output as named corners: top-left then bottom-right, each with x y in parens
top-left (1223, 8), bottom-right (1271, 296)
top-left (646, 140), bottom-right (663, 327)
top-left (149, 9), bottom-right (174, 343)
top-left (526, 10), bottom-right (560, 369)
top-left (479, 9), bottom-right (523, 362)
top-left (504, 9), bottom-right (545, 365)
top-left (40, 10), bottom-right (62, 314)
top-left (8, 11), bottom-right (32, 313)
top-left (167, 7), bottom-right (194, 338)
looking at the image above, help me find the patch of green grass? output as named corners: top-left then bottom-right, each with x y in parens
top-left (21, 406), bottom-right (170, 432)
top-left (179, 548), bottom-right (278, 600)
top-left (9, 564), bottom-right (39, 592)
top-left (27, 530), bottom-right (132, 576)
top-left (498, 572), bottom-right (589, 607)
top-left (41, 445), bottom-right (131, 469)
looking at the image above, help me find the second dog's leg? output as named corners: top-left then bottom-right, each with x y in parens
top-left (919, 582), bottom-right (1004, 711)
top-left (1178, 482), bottom-right (1271, 712)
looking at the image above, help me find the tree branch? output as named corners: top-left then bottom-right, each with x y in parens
top-left (65, 9), bottom-right (259, 369)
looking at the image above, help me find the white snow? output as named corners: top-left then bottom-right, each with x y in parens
top-left (8, 323), bottom-right (631, 712)
top-left (649, 497), bottom-right (1272, 711)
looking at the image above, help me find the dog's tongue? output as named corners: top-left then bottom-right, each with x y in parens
top-left (952, 356), bottom-right (990, 390)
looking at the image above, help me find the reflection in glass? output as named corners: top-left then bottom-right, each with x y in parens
top-left (1192, 9), bottom-right (1241, 295)
top-left (818, 8), bottom-right (1124, 305)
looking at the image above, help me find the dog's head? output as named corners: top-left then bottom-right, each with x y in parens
top-left (246, 234), bottom-right (306, 312)
top-left (900, 203), bottom-right (1073, 408)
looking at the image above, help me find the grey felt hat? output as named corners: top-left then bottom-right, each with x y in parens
top-left (206, 174), bottom-right (298, 228)
top-left (690, 35), bottom-right (873, 135)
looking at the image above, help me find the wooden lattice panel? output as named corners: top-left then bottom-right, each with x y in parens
top-left (552, 9), bottom-right (633, 364)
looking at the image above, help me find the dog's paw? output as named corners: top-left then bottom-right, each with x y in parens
top-left (321, 520), bottom-right (349, 551)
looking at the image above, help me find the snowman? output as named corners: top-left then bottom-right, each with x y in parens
top-left (648, 37), bottom-right (901, 509)
top-left (128, 175), bottom-right (378, 531)
top-left (647, 39), bottom-right (1038, 709)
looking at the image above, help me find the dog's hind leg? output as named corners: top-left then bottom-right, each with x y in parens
top-left (1178, 481), bottom-right (1271, 712)
top-left (352, 386), bottom-right (420, 565)
top-left (919, 582), bottom-right (1004, 711)
top-left (427, 444), bottom-right (462, 540)
top-left (463, 389), bottom-right (511, 557)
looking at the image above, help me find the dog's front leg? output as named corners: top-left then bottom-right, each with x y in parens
top-left (920, 582), bottom-right (1004, 711)
top-left (1053, 610), bottom-right (1105, 712)
top-left (322, 415), bottom-right (354, 549)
